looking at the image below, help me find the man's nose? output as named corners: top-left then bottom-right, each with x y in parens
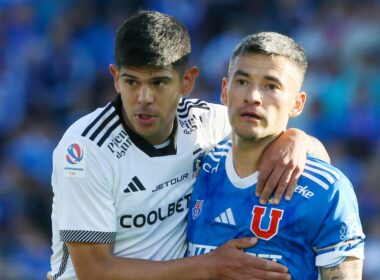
top-left (137, 85), bottom-right (154, 104)
top-left (245, 85), bottom-right (262, 104)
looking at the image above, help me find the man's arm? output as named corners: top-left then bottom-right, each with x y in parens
top-left (256, 128), bottom-right (330, 204)
top-left (67, 238), bottom-right (290, 280)
top-left (319, 257), bottom-right (363, 280)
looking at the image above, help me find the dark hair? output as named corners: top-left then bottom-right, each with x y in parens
top-left (114, 10), bottom-right (191, 74)
top-left (229, 32), bottom-right (307, 81)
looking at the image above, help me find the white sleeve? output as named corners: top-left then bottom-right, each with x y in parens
top-left (205, 102), bottom-right (231, 144)
top-left (52, 135), bottom-right (116, 243)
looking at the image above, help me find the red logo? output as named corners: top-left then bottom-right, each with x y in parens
top-left (250, 206), bottom-right (283, 240)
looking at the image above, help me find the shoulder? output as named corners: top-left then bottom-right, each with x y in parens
top-left (177, 97), bottom-right (226, 119)
top-left (54, 101), bottom-right (118, 160)
top-left (202, 138), bottom-right (232, 167)
top-left (299, 154), bottom-right (351, 196)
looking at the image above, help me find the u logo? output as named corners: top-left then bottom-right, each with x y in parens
top-left (250, 206), bottom-right (283, 240)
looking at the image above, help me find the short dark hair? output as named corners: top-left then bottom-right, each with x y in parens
top-left (229, 32), bottom-right (307, 81)
top-left (114, 10), bottom-right (191, 74)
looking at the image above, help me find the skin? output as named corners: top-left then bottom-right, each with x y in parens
top-left (319, 257), bottom-right (363, 280)
top-left (109, 64), bottom-right (199, 145)
top-left (221, 52), bottom-right (362, 279)
top-left (221, 53), bottom-right (307, 177)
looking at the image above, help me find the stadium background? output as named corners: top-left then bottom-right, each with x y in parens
top-left (0, 0), bottom-right (379, 279)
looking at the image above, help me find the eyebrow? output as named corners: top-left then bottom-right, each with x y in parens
top-left (263, 75), bottom-right (282, 85)
top-left (233, 70), bottom-right (282, 84)
top-left (233, 69), bottom-right (250, 78)
top-left (120, 73), bottom-right (137, 79)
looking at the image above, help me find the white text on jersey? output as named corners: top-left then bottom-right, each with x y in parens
top-left (295, 185), bottom-right (315, 199)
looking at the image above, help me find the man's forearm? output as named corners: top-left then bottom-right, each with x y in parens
top-left (97, 255), bottom-right (210, 280)
top-left (319, 258), bottom-right (362, 280)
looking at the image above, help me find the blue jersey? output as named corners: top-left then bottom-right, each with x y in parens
top-left (187, 139), bottom-right (365, 280)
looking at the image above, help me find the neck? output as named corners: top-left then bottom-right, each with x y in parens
top-left (231, 133), bottom-right (281, 178)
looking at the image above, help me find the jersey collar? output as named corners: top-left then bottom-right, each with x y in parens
top-left (225, 148), bottom-right (258, 189)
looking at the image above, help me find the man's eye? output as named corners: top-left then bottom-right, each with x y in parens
top-left (152, 80), bottom-right (167, 87)
top-left (124, 79), bottom-right (137, 86)
top-left (237, 79), bottom-right (248, 86)
top-left (267, 83), bottom-right (279, 90)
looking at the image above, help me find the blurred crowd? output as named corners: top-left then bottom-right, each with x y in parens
top-left (0, 0), bottom-right (379, 279)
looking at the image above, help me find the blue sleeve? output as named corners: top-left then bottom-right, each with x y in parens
top-left (312, 177), bottom-right (365, 267)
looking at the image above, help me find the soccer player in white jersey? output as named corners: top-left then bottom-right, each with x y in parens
top-left (50, 11), bottom-right (330, 280)
top-left (187, 32), bottom-right (365, 279)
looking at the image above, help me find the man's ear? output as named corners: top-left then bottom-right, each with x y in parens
top-left (109, 64), bottom-right (120, 93)
top-left (289, 91), bottom-right (307, 118)
top-left (220, 78), bottom-right (228, 105)
top-left (182, 66), bottom-right (200, 96)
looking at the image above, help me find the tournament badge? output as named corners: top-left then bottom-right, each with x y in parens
top-left (63, 142), bottom-right (86, 177)
top-left (192, 199), bottom-right (204, 220)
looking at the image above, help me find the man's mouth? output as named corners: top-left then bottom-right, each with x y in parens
top-left (240, 112), bottom-right (261, 120)
top-left (137, 114), bottom-right (154, 120)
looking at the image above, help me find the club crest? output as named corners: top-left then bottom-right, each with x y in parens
top-left (192, 199), bottom-right (204, 220)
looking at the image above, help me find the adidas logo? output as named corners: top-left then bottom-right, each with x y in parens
top-left (214, 208), bottom-right (236, 225)
top-left (124, 176), bottom-right (146, 193)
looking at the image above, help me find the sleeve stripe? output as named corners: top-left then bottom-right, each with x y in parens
top-left (89, 110), bottom-right (118, 141)
top-left (177, 98), bottom-right (209, 112)
top-left (97, 119), bottom-right (122, 147)
top-left (313, 239), bottom-right (363, 252)
top-left (81, 102), bottom-right (113, 137)
top-left (302, 172), bottom-right (329, 190)
top-left (178, 104), bottom-right (210, 118)
top-left (60, 230), bottom-right (116, 244)
top-left (304, 165), bottom-right (336, 184)
top-left (306, 160), bottom-right (340, 180)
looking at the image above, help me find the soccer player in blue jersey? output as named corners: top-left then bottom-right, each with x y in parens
top-left (187, 32), bottom-right (365, 279)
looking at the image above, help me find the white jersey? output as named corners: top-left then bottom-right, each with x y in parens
top-left (50, 96), bottom-right (230, 279)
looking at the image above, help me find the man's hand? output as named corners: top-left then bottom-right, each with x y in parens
top-left (256, 128), bottom-right (309, 205)
top-left (208, 237), bottom-right (290, 280)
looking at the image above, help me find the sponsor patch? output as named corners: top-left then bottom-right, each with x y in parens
top-left (63, 142), bottom-right (86, 177)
